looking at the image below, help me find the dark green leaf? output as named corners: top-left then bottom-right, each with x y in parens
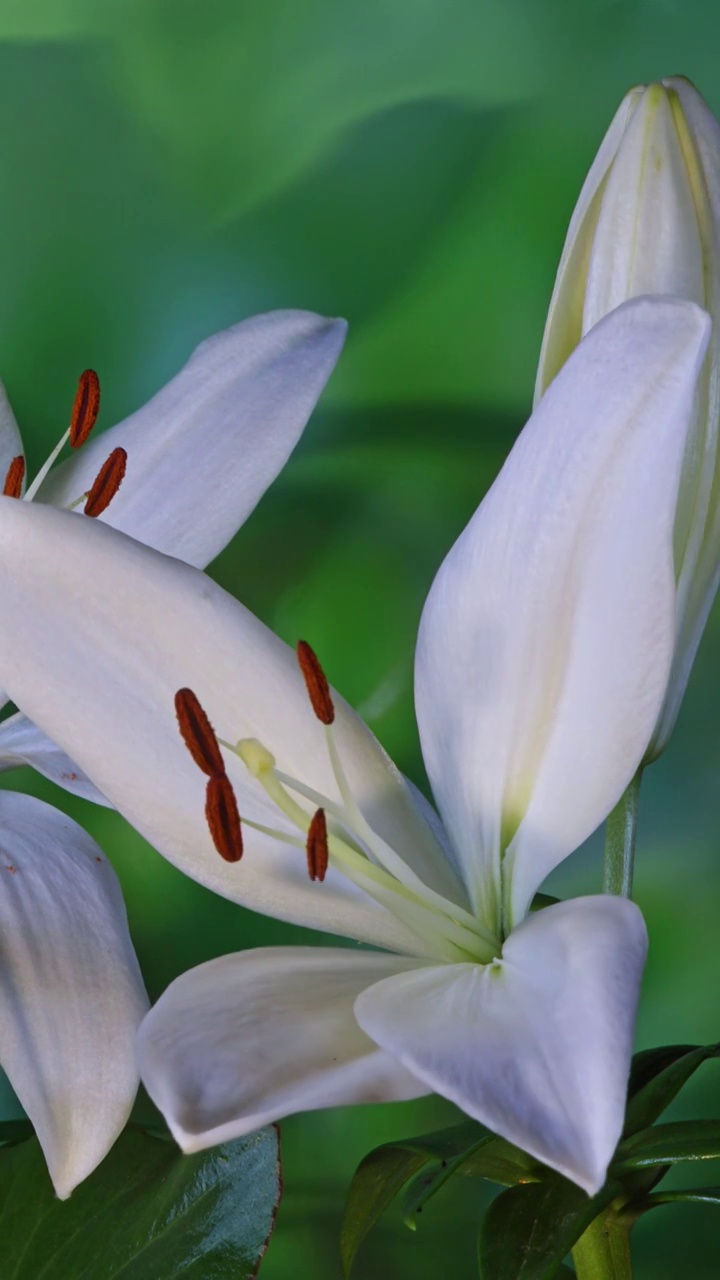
top-left (614, 1121), bottom-right (720, 1174)
top-left (530, 893), bottom-right (561, 912)
top-left (401, 1132), bottom-right (501, 1227)
top-left (341, 1120), bottom-right (490, 1275)
top-left (478, 1178), bottom-right (621, 1280)
top-left (624, 1043), bottom-right (720, 1135)
top-left (0, 1118), bottom-right (33, 1146)
top-left (643, 1186), bottom-right (720, 1209)
top-left (0, 1126), bottom-right (281, 1278)
top-left (402, 1134), bottom-right (540, 1228)
top-left (628, 1044), bottom-right (699, 1097)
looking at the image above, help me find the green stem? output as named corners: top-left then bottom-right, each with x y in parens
top-left (571, 1207), bottom-right (635, 1279)
top-left (602, 768), bottom-right (643, 898)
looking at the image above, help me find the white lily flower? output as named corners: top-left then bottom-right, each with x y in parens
top-left (0, 309), bottom-right (342, 1193)
top-left (0, 297), bottom-right (707, 1194)
top-left (536, 77), bottom-right (720, 758)
top-left (0, 309), bottom-right (346, 798)
top-left (0, 789), bottom-right (148, 1199)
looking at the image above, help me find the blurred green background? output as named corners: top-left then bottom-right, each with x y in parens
top-left (2, 0), bottom-right (720, 1274)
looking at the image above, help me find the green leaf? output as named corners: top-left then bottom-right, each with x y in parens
top-left (644, 1186), bottom-right (720, 1208)
top-left (613, 1121), bottom-right (720, 1174)
top-left (478, 1178), bottom-right (621, 1280)
top-left (0, 1118), bottom-right (33, 1145)
top-left (0, 1126), bottom-right (281, 1278)
top-left (341, 1120), bottom-right (491, 1276)
top-left (624, 1043), bottom-right (720, 1135)
top-left (402, 1135), bottom-right (540, 1227)
top-left (401, 1132), bottom-right (507, 1227)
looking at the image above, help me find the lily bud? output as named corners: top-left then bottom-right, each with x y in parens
top-left (536, 77), bottom-right (720, 759)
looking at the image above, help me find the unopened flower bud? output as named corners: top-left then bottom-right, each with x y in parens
top-left (537, 77), bottom-right (720, 758)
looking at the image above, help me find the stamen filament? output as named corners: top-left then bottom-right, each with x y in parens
top-left (322, 724), bottom-right (493, 942)
top-left (241, 816), bottom-right (307, 848)
top-left (222, 714), bottom-right (494, 960)
top-left (276, 764), bottom-right (491, 940)
top-left (24, 429), bottom-right (70, 502)
top-left (234, 743), bottom-right (491, 955)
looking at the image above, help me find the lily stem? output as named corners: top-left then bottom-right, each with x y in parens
top-left (571, 1206), bottom-right (635, 1279)
top-left (602, 767), bottom-right (643, 899)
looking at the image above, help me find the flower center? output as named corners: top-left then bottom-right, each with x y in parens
top-left (175, 645), bottom-right (499, 965)
top-left (2, 369), bottom-right (126, 517)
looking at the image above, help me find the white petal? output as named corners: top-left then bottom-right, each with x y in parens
top-left (650, 78), bottom-right (720, 756)
top-left (37, 310), bottom-right (347, 569)
top-left (0, 383), bottom-right (23, 493)
top-left (0, 790), bottom-right (149, 1198)
top-left (415, 297), bottom-right (709, 929)
top-left (0, 712), bottom-right (110, 806)
top-left (583, 89), bottom-right (704, 330)
top-left (534, 86), bottom-right (644, 399)
top-left (0, 499), bottom-right (463, 954)
top-left (355, 896), bottom-right (647, 1195)
top-left (137, 947), bottom-right (428, 1152)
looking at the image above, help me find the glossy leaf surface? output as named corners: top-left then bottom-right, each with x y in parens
top-left (0, 1127), bottom-right (281, 1278)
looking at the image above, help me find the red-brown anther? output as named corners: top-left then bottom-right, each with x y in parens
top-left (297, 639), bottom-right (335, 725)
top-left (83, 446), bottom-right (127, 518)
top-left (2, 455), bottom-right (25, 499)
top-left (306, 808), bottom-right (329, 882)
top-left (70, 369), bottom-right (101, 449)
top-left (205, 774), bottom-right (243, 863)
top-left (174, 687), bottom-right (226, 777)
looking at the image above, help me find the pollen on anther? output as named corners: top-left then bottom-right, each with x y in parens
top-left (306, 808), bottom-right (329, 882)
top-left (175, 688), bottom-right (226, 777)
top-left (297, 640), bottom-right (335, 725)
top-left (206, 774), bottom-right (243, 863)
top-left (70, 369), bottom-right (101, 448)
top-left (2, 455), bottom-right (25, 499)
top-left (84, 446), bottom-right (127, 517)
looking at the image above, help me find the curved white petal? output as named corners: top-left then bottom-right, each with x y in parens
top-left (0, 499), bottom-right (463, 954)
top-left (0, 712), bottom-right (110, 806)
top-left (415, 297), bottom-right (710, 929)
top-left (138, 947), bottom-right (428, 1152)
top-left (534, 86), bottom-right (644, 399)
top-left (650, 78), bottom-right (720, 757)
top-left (0, 383), bottom-right (23, 493)
top-left (355, 896), bottom-right (647, 1195)
top-left (37, 310), bottom-right (347, 569)
top-left (582, 89), bottom-right (704, 332)
top-left (0, 790), bottom-right (148, 1198)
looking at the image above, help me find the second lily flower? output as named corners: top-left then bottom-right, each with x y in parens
top-left (0, 295), bottom-right (707, 1195)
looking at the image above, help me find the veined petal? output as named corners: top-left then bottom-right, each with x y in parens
top-left (0, 711), bottom-right (110, 806)
top-left (355, 896), bottom-right (647, 1195)
top-left (0, 790), bottom-right (149, 1198)
top-left (137, 947), bottom-right (428, 1152)
top-left (415, 297), bottom-right (710, 930)
top-left (37, 311), bottom-right (347, 569)
top-left (583, 88), bottom-right (705, 331)
top-left (0, 499), bottom-right (464, 953)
